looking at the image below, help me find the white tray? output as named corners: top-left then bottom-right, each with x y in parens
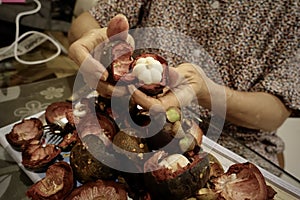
top-left (0, 111), bottom-right (300, 199)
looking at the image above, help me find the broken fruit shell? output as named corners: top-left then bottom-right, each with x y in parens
top-left (144, 151), bottom-right (210, 200)
top-left (26, 161), bottom-right (74, 200)
top-left (196, 188), bottom-right (219, 200)
top-left (100, 40), bottom-right (134, 84)
top-left (207, 153), bottom-right (224, 179)
top-left (6, 118), bottom-right (43, 151)
top-left (21, 139), bottom-right (62, 172)
top-left (211, 162), bottom-right (276, 200)
top-left (65, 179), bottom-right (128, 200)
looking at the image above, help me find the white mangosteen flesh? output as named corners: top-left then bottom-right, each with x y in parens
top-left (133, 57), bottom-right (163, 84)
top-left (158, 154), bottom-right (190, 172)
top-left (73, 102), bottom-right (87, 118)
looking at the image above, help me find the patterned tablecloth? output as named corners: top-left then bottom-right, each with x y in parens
top-left (0, 75), bottom-right (76, 200)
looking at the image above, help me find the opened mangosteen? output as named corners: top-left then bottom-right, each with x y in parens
top-left (65, 179), bottom-right (128, 200)
top-left (21, 139), bottom-right (62, 172)
top-left (144, 151), bottom-right (210, 200)
top-left (100, 38), bottom-right (169, 96)
top-left (210, 162), bottom-right (277, 200)
top-left (6, 118), bottom-right (43, 151)
top-left (70, 134), bottom-right (119, 183)
top-left (131, 53), bottom-right (169, 96)
top-left (26, 161), bottom-right (74, 200)
top-left (76, 112), bottom-right (119, 145)
top-left (45, 101), bottom-right (72, 129)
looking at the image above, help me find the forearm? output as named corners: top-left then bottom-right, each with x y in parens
top-left (199, 81), bottom-right (291, 132)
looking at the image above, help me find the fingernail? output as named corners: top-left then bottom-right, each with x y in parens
top-left (127, 84), bottom-right (136, 94)
top-left (99, 71), bottom-right (108, 81)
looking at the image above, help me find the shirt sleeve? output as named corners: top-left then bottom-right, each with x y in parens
top-left (252, 49), bottom-right (300, 112)
top-left (89, 0), bottom-right (144, 29)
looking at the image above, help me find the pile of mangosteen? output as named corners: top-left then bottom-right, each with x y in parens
top-left (10, 36), bottom-right (277, 200)
top-left (67, 41), bottom-right (212, 198)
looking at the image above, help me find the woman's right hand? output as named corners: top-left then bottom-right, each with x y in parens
top-left (68, 14), bottom-right (131, 89)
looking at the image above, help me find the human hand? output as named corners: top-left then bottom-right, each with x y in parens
top-left (68, 14), bottom-right (133, 89)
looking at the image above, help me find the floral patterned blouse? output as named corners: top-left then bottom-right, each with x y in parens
top-left (90, 0), bottom-right (300, 166)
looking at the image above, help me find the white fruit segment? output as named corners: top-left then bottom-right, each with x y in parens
top-left (158, 154), bottom-right (190, 172)
top-left (132, 57), bottom-right (163, 84)
top-left (73, 102), bottom-right (87, 118)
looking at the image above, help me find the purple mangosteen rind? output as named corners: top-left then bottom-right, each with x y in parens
top-left (100, 40), bottom-right (169, 95)
top-left (100, 40), bottom-right (134, 85)
top-left (144, 152), bottom-right (210, 200)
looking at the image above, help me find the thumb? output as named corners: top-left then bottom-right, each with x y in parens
top-left (107, 14), bottom-right (129, 41)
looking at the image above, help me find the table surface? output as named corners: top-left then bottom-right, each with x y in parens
top-left (0, 75), bottom-right (299, 199)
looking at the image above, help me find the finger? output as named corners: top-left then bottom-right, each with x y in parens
top-left (168, 67), bottom-right (182, 88)
top-left (129, 82), bottom-right (197, 111)
top-left (68, 28), bottom-right (108, 67)
top-left (96, 80), bottom-right (129, 98)
top-left (80, 55), bottom-right (109, 88)
top-left (128, 85), bottom-right (160, 109)
top-left (91, 40), bottom-right (106, 61)
top-left (126, 34), bottom-right (135, 49)
top-left (107, 14), bottom-right (129, 41)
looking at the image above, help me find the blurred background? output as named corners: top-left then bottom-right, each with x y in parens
top-left (0, 0), bottom-right (98, 88)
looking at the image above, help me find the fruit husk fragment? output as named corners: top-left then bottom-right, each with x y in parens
top-left (26, 161), bottom-right (74, 200)
top-left (144, 152), bottom-right (210, 200)
top-left (100, 40), bottom-right (134, 85)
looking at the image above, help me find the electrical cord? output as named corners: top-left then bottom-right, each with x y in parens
top-left (0, 0), bottom-right (61, 65)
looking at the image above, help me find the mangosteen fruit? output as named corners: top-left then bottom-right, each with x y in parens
top-left (65, 179), bottom-right (128, 200)
top-left (211, 162), bottom-right (277, 200)
top-left (145, 122), bottom-right (175, 151)
top-left (131, 53), bottom-right (169, 96)
top-left (45, 101), bottom-right (72, 128)
top-left (70, 134), bottom-right (119, 183)
top-left (113, 128), bottom-right (149, 161)
top-left (26, 161), bottom-right (74, 200)
top-left (146, 107), bottom-right (203, 154)
top-left (21, 139), bottom-right (62, 172)
top-left (100, 40), bottom-right (134, 84)
top-left (100, 37), bottom-right (169, 96)
top-left (144, 151), bottom-right (210, 200)
top-left (6, 118), bottom-right (43, 151)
